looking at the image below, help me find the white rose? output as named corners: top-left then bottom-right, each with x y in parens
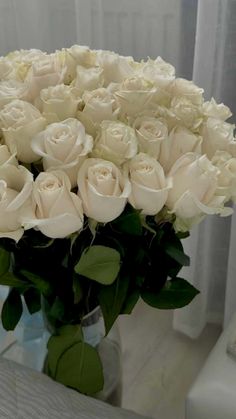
top-left (115, 76), bottom-right (156, 117)
top-left (0, 58), bottom-right (18, 80)
top-left (139, 57), bottom-right (175, 88)
top-left (24, 54), bottom-right (66, 102)
top-left (144, 105), bottom-right (175, 131)
top-left (77, 158), bottom-right (131, 222)
top-left (0, 99), bottom-right (47, 163)
top-left (95, 50), bottom-right (134, 86)
top-left (227, 140), bottom-right (236, 158)
top-left (170, 97), bottom-right (203, 132)
top-left (168, 78), bottom-right (204, 105)
top-left (159, 126), bottom-right (202, 172)
top-left (77, 88), bottom-right (119, 136)
top-left (60, 45), bottom-right (97, 84)
top-left (166, 153), bottom-right (231, 221)
top-left (73, 65), bottom-right (104, 96)
top-left (36, 84), bottom-right (80, 123)
top-left (0, 80), bottom-right (27, 108)
top-left (149, 88), bottom-right (172, 110)
top-left (7, 49), bottom-right (46, 65)
top-left (0, 164), bottom-right (33, 241)
top-left (23, 170), bottom-right (84, 238)
top-left (212, 151), bottom-right (236, 201)
top-left (6, 49), bottom-right (47, 82)
top-left (126, 153), bottom-right (171, 215)
top-left (211, 150), bottom-right (232, 167)
top-left (203, 98), bottom-right (232, 121)
top-left (133, 116), bottom-right (168, 159)
top-left (201, 117), bottom-right (235, 159)
top-left (32, 118), bottom-right (93, 187)
top-left (68, 45), bottom-right (96, 66)
top-left (0, 144), bottom-right (18, 166)
top-left (92, 120), bottom-right (138, 165)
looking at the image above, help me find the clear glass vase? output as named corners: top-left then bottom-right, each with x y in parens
top-left (0, 300), bottom-right (49, 371)
top-left (82, 307), bottom-right (122, 406)
top-left (1, 302), bottom-right (122, 407)
top-left (44, 305), bottom-right (123, 405)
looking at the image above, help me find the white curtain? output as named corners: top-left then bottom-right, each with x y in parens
top-left (0, 0), bottom-right (235, 338)
top-left (174, 0), bottom-right (236, 338)
top-left (0, 0), bottom-right (196, 76)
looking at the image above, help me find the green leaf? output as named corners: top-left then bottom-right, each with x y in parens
top-left (24, 288), bottom-right (41, 314)
top-left (73, 274), bottom-right (83, 304)
top-left (33, 238), bottom-right (54, 248)
top-left (0, 248), bottom-right (10, 277)
top-left (49, 297), bottom-right (65, 321)
top-left (176, 231), bottom-right (190, 240)
top-left (47, 326), bottom-right (82, 377)
top-left (141, 278), bottom-right (200, 309)
top-left (20, 270), bottom-right (52, 296)
top-left (74, 245), bottom-right (120, 285)
top-left (47, 326), bottom-right (103, 395)
top-left (164, 244), bottom-right (190, 266)
top-left (59, 325), bottom-right (83, 339)
top-left (88, 218), bottom-right (98, 238)
top-left (26, 229), bottom-right (54, 248)
top-left (98, 275), bottom-right (129, 334)
top-left (141, 216), bottom-right (157, 235)
top-left (1, 289), bottom-right (23, 330)
top-left (121, 289), bottom-right (140, 314)
top-left (0, 272), bottom-right (28, 289)
top-left (55, 341), bottom-right (104, 395)
top-left (112, 204), bottom-right (142, 236)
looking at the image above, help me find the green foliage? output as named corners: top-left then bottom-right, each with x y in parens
top-left (98, 274), bottom-right (130, 334)
top-left (176, 231), bottom-right (190, 240)
top-left (73, 274), bottom-right (83, 304)
top-left (0, 207), bottom-right (200, 397)
top-left (111, 204), bottom-right (142, 236)
top-left (0, 272), bottom-right (28, 290)
top-left (121, 289), bottom-right (140, 314)
top-left (0, 247), bottom-right (10, 277)
top-left (24, 288), bottom-right (41, 314)
top-left (47, 325), bottom-right (83, 376)
top-left (19, 270), bottom-right (53, 296)
top-left (47, 325), bottom-right (103, 395)
top-left (1, 289), bottom-right (23, 330)
top-left (164, 244), bottom-right (190, 266)
top-left (55, 342), bottom-right (103, 395)
top-left (49, 297), bottom-right (65, 321)
top-left (141, 278), bottom-right (200, 309)
top-left (75, 245), bottom-right (120, 285)
top-left (0, 214), bottom-right (197, 337)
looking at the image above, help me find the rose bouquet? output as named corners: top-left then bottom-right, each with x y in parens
top-left (0, 45), bottom-right (235, 396)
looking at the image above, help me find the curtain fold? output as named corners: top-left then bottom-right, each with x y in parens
top-left (174, 0), bottom-right (236, 338)
top-left (0, 0), bottom-right (78, 55)
top-left (0, 0), bottom-right (235, 337)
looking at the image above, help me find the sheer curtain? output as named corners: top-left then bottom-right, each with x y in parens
top-left (0, 0), bottom-right (81, 54)
top-left (0, 0), bottom-right (235, 337)
top-left (174, 0), bottom-right (236, 338)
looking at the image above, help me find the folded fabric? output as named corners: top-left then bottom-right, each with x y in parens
top-left (0, 357), bottom-right (150, 419)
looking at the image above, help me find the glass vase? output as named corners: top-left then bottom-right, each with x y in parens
top-left (0, 299), bottom-right (49, 371)
top-left (43, 304), bottom-right (122, 406)
top-left (1, 298), bottom-right (122, 407)
top-left (82, 306), bottom-right (122, 406)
